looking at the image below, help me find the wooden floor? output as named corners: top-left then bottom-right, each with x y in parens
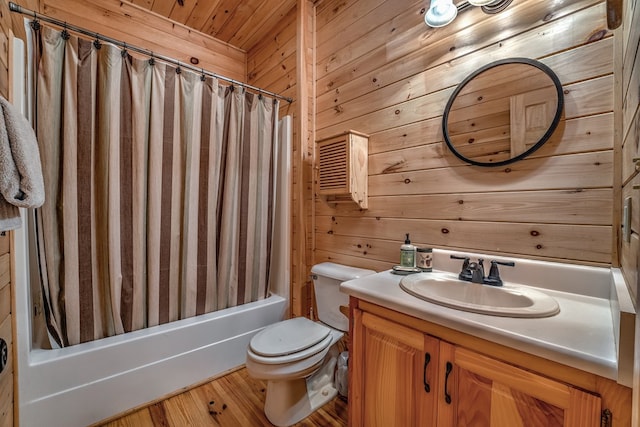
top-left (98, 368), bottom-right (348, 426)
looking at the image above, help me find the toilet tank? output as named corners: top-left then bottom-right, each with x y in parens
top-left (311, 262), bottom-right (375, 332)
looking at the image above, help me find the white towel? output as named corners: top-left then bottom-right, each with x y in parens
top-left (0, 95), bottom-right (44, 231)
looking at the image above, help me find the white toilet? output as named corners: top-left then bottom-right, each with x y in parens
top-left (245, 262), bottom-right (375, 426)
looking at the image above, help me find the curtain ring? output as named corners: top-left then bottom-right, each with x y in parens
top-left (121, 42), bottom-right (128, 58)
top-left (61, 23), bottom-right (70, 40)
top-left (29, 11), bottom-right (41, 32)
top-left (148, 54), bottom-right (155, 66)
top-left (93, 35), bottom-right (102, 50)
top-left (175, 61), bottom-right (181, 74)
top-left (200, 69), bottom-right (206, 82)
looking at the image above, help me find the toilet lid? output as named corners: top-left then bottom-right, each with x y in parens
top-left (250, 317), bottom-right (331, 357)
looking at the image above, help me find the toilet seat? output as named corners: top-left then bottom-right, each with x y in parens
top-left (246, 318), bottom-right (343, 381)
top-left (250, 317), bottom-right (331, 357)
top-left (246, 344), bottom-right (331, 380)
top-left (247, 333), bottom-right (333, 365)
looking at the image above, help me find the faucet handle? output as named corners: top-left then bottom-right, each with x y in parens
top-left (450, 255), bottom-right (471, 281)
top-left (485, 260), bottom-right (515, 286)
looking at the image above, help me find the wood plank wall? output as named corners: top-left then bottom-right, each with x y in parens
top-left (314, 0), bottom-right (615, 273)
top-left (10, 0), bottom-right (246, 82)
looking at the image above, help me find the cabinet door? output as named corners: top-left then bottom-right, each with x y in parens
top-left (350, 309), bottom-right (438, 427)
top-left (437, 343), bottom-right (602, 427)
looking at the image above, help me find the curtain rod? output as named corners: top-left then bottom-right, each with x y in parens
top-left (8, 2), bottom-right (293, 103)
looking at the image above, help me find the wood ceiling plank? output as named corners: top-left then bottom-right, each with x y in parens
top-left (151, 0), bottom-right (175, 18)
top-left (214, 0), bottom-right (263, 42)
top-left (184, 0), bottom-right (223, 32)
top-left (168, 0), bottom-right (200, 25)
top-left (200, 0), bottom-right (242, 39)
top-left (129, 0), bottom-right (153, 8)
top-left (232, 0), bottom-right (296, 51)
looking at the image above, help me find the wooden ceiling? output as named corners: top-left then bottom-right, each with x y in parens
top-left (129, 0), bottom-right (297, 51)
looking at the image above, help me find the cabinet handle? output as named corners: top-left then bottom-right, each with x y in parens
top-left (422, 352), bottom-right (431, 393)
top-left (444, 361), bottom-right (453, 404)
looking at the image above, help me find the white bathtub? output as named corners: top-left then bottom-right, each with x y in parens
top-left (15, 290), bottom-right (286, 427)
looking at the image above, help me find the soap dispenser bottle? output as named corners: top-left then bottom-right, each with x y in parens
top-left (400, 233), bottom-right (416, 268)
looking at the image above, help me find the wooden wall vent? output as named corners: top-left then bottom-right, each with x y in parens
top-left (316, 130), bottom-right (368, 209)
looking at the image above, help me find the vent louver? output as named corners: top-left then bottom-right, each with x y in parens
top-left (316, 131), bottom-right (368, 209)
top-left (318, 140), bottom-right (348, 192)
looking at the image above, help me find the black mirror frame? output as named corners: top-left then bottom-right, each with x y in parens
top-left (442, 57), bottom-right (564, 167)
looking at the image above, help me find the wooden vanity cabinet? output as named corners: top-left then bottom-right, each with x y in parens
top-left (437, 343), bottom-right (601, 427)
top-left (350, 300), bottom-right (611, 427)
top-left (351, 308), bottom-right (438, 426)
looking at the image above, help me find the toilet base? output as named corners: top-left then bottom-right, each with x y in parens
top-left (263, 346), bottom-right (339, 427)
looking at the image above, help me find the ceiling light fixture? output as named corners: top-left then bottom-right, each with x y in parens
top-left (467, 0), bottom-right (497, 6)
top-left (424, 0), bottom-right (458, 28)
top-left (424, 0), bottom-right (513, 28)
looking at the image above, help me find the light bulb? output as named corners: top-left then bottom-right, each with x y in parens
top-left (425, 0), bottom-right (458, 28)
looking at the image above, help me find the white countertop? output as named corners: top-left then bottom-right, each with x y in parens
top-left (340, 269), bottom-right (618, 381)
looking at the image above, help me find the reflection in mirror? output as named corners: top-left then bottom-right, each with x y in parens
top-left (443, 58), bottom-right (563, 167)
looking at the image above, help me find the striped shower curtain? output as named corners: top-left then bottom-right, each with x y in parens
top-left (31, 26), bottom-right (280, 347)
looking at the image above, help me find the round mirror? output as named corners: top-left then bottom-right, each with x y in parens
top-left (443, 58), bottom-right (563, 167)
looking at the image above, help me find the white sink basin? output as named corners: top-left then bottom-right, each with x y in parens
top-left (399, 272), bottom-right (560, 318)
